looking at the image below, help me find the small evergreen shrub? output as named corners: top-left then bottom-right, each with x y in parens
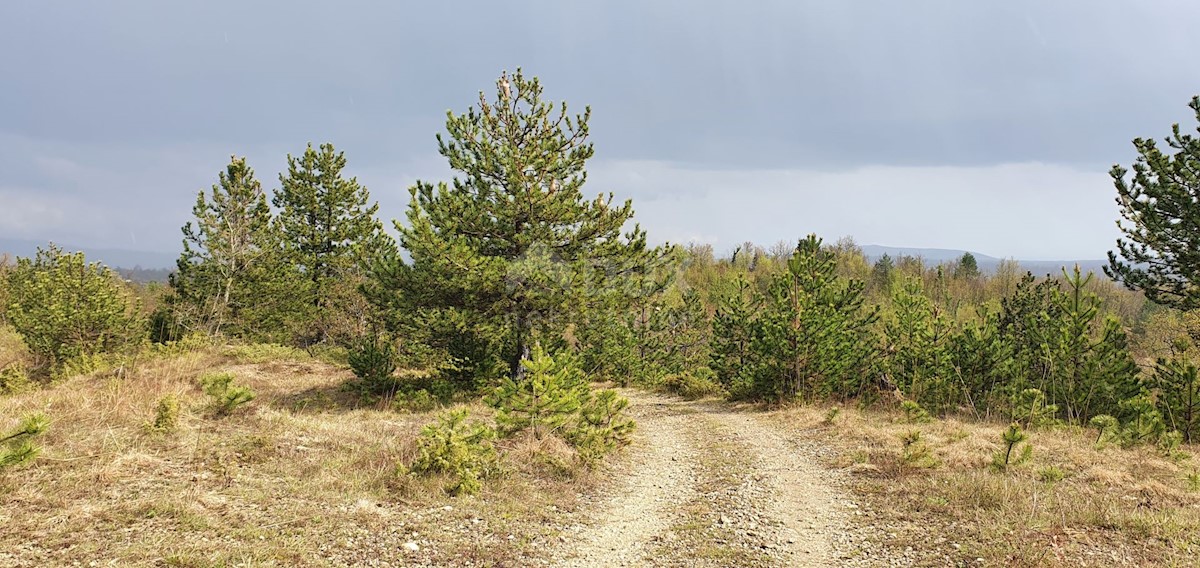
top-left (5, 245), bottom-right (143, 371)
top-left (1117, 394), bottom-right (1167, 447)
top-left (0, 364), bottom-right (34, 395)
top-left (661, 369), bottom-right (724, 399)
top-left (1, 413), bottom-right (49, 471)
top-left (406, 408), bottom-right (499, 496)
top-left (568, 389), bottom-right (636, 466)
top-left (1038, 465), bottom-right (1066, 483)
top-left (148, 394), bottom-right (180, 432)
top-left (198, 372), bottom-right (255, 416)
top-left (490, 344), bottom-right (636, 467)
top-left (490, 344), bottom-right (588, 439)
top-left (1012, 388), bottom-right (1059, 428)
top-left (822, 406), bottom-right (842, 426)
top-left (901, 400), bottom-right (932, 424)
top-left (899, 430), bottom-right (939, 469)
top-left (991, 423), bottom-right (1032, 472)
top-left (1186, 470), bottom-right (1200, 492)
top-left (391, 389), bottom-right (439, 413)
top-left (348, 334), bottom-right (398, 397)
top-left (1088, 414), bottom-right (1120, 447)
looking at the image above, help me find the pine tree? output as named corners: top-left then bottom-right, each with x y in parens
top-left (274, 143), bottom-right (392, 344)
top-left (373, 70), bottom-right (675, 384)
top-left (751, 235), bottom-right (879, 401)
top-left (885, 277), bottom-right (957, 412)
top-left (1106, 96), bottom-right (1200, 313)
top-left (490, 344), bottom-right (589, 439)
top-left (955, 252), bottom-right (980, 280)
top-left (6, 245), bottom-right (143, 370)
top-left (1, 413), bottom-right (48, 470)
top-left (171, 156), bottom-right (280, 337)
top-left (710, 275), bottom-right (758, 390)
top-left (1149, 346), bottom-right (1200, 443)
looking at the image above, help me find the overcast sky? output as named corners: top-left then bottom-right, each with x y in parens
top-left (4, 1), bottom-right (1200, 261)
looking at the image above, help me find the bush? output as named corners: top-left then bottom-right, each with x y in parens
top-left (490, 344), bottom-right (588, 439)
top-left (1012, 388), bottom-right (1059, 428)
top-left (1038, 465), bottom-right (1066, 483)
top-left (0, 364), bottom-right (34, 395)
top-left (198, 372), bottom-right (255, 416)
top-left (1, 413), bottom-right (49, 471)
top-left (4, 245), bottom-right (143, 371)
top-left (148, 394), bottom-right (180, 432)
top-left (899, 430), bottom-right (939, 470)
top-left (661, 369), bottom-right (724, 400)
top-left (568, 389), bottom-right (636, 466)
top-left (901, 400), bottom-right (933, 424)
top-left (490, 345), bottom-right (636, 467)
top-left (348, 334), bottom-right (398, 397)
top-left (406, 408), bottom-right (499, 495)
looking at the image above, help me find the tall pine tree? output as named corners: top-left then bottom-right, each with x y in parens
top-left (274, 143), bottom-right (392, 344)
top-left (171, 156), bottom-right (278, 337)
top-left (1106, 96), bottom-right (1200, 313)
top-left (372, 70), bottom-right (675, 385)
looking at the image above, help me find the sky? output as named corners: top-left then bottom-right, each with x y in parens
top-left (3, 1), bottom-right (1200, 262)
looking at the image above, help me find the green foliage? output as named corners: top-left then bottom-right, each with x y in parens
top-left (148, 394), bottom-right (181, 433)
top-left (1186, 470), bottom-right (1200, 492)
top-left (899, 430), bottom-right (939, 469)
top-left (198, 372), bottom-right (256, 416)
top-left (489, 345), bottom-right (634, 465)
top-left (1088, 414), bottom-right (1120, 447)
top-left (407, 408), bottom-right (499, 496)
top-left (1148, 354), bottom-right (1200, 442)
top-left (1106, 95), bottom-right (1200, 311)
top-left (171, 156), bottom-right (296, 340)
top-left (709, 276), bottom-right (758, 391)
top-left (661, 368), bottom-right (724, 399)
top-left (369, 70), bottom-right (676, 386)
top-left (0, 364), bottom-right (34, 395)
top-left (749, 235), bottom-right (879, 401)
top-left (1117, 393), bottom-right (1167, 447)
top-left (1011, 388), bottom-right (1059, 429)
top-left (348, 334), bottom-right (399, 397)
top-left (490, 344), bottom-right (589, 438)
top-left (822, 406), bottom-right (842, 426)
top-left (273, 143), bottom-right (393, 345)
top-left (5, 244), bottom-right (143, 371)
top-left (991, 423), bottom-right (1033, 472)
top-left (1038, 465), bottom-right (1066, 483)
top-left (1042, 267), bottom-right (1139, 422)
top-left (0, 413), bottom-right (49, 471)
top-left (955, 252), bottom-right (980, 280)
top-left (568, 389), bottom-right (636, 466)
top-left (900, 400), bottom-right (933, 424)
top-left (885, 277), bottom-right (957, 412)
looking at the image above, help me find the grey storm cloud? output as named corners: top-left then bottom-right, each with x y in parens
top-left (2, 1), bottom-right (1199, 259)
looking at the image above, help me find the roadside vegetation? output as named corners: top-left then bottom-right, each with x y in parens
top-left (2, 75), bottom-right (1200, 566)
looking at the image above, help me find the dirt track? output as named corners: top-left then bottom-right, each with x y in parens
top-left (551, 391), bottom-right (890, 567)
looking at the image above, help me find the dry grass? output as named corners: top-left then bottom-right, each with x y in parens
top-left (0, 342), bottom-right (599, 567)
top-left (768, 404), bottom-right (1200, 567)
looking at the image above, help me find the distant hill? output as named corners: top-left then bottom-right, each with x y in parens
top-left (0, 238), bottom-right (177, 274)
top-left (860, 245), bottom-right (1108, 277)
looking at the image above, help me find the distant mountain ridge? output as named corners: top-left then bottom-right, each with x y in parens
top-left (860, 245), bottom-right (1108, 276)
top-left (0, 238), bottom-right (178, 271)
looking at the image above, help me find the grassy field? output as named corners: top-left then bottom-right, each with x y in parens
top-left (0, 340), bottom-right (598, 567)
top-left (4, 327), bottom-right (1200, 566)
top-left (769, 403), bottom-right (1200, 567)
